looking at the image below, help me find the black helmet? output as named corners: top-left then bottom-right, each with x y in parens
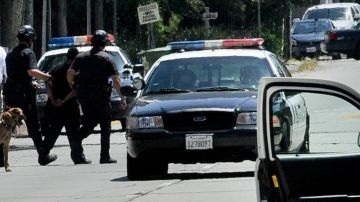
top-left (17, 25), bottom-right (36, 41)
top-left (92, 30), bottom-right (108, 47)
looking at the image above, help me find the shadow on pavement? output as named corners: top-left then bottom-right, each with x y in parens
top-left (111, 171), bottom-right (254, 182)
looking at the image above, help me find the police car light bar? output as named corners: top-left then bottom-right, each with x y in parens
top-left (48, 34), bottom-right (115, 48)
top-left (168, 38), bottom-right (264, 51)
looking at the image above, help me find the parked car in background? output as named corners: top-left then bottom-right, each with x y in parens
top-left (120, 38), bottom-right (310, 180)
top-left (324, 21), bottom-right (360, 60)
top-left (36, 35), bottom-right (134, 130)
top-left (291, 19), bottom-right (336, 59)
top-left (302, 3), bottom-right (360, 30)
top-left (256, 77), bottom-right (360, 201)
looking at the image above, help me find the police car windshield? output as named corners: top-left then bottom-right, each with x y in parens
top-left (143, 56), bottom-right (272, 95)
top-left (39, 50), bottom-right (126, 73)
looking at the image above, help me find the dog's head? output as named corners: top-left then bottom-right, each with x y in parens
top-left (2, 108), bottom-right (26, 127)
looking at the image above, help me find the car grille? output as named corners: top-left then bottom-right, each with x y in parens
top-left (163, 111), bottom-right (236, 132)
top-left (298, 41), bottom-right (321, 46)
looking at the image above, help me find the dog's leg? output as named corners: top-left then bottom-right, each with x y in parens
top-left (3, 138), bottom-right (11, 172)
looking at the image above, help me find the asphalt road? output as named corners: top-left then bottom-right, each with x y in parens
top-left (1, 58), bottom-right (360, 202)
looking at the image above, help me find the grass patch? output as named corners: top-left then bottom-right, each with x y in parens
top-left (297, 59), bottom-right (318, 72)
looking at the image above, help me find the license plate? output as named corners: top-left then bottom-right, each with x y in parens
top-left (306, 47), bottom-right (316, 53)
top-left (185, 134), bottom-right (213, 150)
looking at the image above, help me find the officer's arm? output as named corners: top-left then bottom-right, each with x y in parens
top-left (67, 68), bottom-right (77, 89)
top-left (111, 74), bottom-right (123, 98)
top-left (28, 69), bottom-right (52, 81)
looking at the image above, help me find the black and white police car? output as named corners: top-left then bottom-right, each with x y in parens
top-left (36, 34), bottom-right (133, 129)
top-left (122, 38), bottom-right (309, 180)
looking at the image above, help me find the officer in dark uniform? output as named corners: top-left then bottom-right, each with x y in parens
top-left (67, 30), bottom-right (126, 164)
top-left (41, 47), bottom-right (91, 164)
top-left (2, 25), bottom-right (57, 166)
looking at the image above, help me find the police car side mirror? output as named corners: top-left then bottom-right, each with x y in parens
top-left (133, 64), bottom-right (145, 77)
top-left (120, 68), bottom-right (145, 97)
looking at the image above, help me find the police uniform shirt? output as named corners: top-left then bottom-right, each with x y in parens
top-left (71, 47), bottom-right (118, 89)
top-left (5, 44), bottom-right (37, 89)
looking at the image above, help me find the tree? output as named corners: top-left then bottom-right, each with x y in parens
top-left (52, 0), bottom-right (68, 37)
top-left (94, 0), bottom-right (103, 30)
top-left (0, 0), bottom-right (24, 49)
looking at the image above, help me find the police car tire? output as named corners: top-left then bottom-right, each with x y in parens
top-left (127, 153), bottom-right (147, 180)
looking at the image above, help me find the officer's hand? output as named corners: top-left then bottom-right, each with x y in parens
top-left (32, 81), bottom-right (41, 91)
top-left (120, 99), bottom-right (127, 110)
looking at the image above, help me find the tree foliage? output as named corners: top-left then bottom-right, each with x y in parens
top-left (0, 0), bottom-right (324, 61)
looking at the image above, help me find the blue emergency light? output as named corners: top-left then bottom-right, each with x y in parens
top-left (48, 34), bottom-right (115, 49)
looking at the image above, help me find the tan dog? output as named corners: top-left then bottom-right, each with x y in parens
top-left (0, 108), bottom-right (26, 172)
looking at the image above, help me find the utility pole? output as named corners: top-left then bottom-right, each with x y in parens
top-left (202, 7), bottom-right (218, 39)
top-left (204, 7), bottom-right (210, 38)
top-left (257, 0), bottom-right (261, 37)
top-left (113, 0), bottom-right (117, 37)
top-left (87, 0), bottom-right (91, 34)
top-left (41, 0), bottom-right (47, 55)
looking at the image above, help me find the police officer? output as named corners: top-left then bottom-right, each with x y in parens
top-left (41, 47), bottom-right (91, 164)
top-left (3, 25), bottom-right (57, 165)
top-left (67, 30), bottom-right (126, 164)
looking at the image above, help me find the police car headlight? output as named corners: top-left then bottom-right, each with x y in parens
top-left (236, 112), bottom-right (257, 125)
top-left (127, 116), bottom-right (164, 129)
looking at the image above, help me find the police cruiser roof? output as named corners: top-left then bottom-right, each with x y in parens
top-left (157, 38), bottom-right (267, 62)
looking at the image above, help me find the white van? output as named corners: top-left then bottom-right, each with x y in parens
top-left (302, 3), bottom-right (360, 29)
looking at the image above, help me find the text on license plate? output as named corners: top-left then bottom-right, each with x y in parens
top-left (306, 47), bottom-right (316, 53)
top-left (185, 134), bottom-right (213, 150)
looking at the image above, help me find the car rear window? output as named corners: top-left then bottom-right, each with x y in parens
top-left (304, 7), bottom-right (347, 21)
top-left (39, 50), bottom-right (126, 73)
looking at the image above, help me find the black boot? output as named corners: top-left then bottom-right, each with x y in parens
top-left (100, 158), bottom-right (117, 164)
top-left (73, 153), bottom-right (92, 165)
top-left (69, 139), bottom-right (91, 164)
top-left (38, 148), bottom-right (57, 166)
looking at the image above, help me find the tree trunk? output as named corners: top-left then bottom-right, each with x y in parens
top-left (0, 0), bottom-right (24, 49)
top-left (94, 0), bottom-right (103, 30)
top-left (24, 0), bottom-right (34, 25)
top-left (52, 0), bottom-right (67, 37)
top-left (282, 0), bottom-right (291, 59)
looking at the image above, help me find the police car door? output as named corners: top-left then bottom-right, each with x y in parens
top-left (256, 77), bottom-right (360, 202)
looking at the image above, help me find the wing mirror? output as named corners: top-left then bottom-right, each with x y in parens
top-left (354, 14), bottom-right (360, 21)
top-left (120, 68), bottom-right (145, 97)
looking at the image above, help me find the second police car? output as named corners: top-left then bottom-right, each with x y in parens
top-left (123, 38), bottom-right (310, 180)
top-left (36, 34), bottom-right (133, 130)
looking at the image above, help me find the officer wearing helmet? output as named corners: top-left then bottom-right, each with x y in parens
top-left (67, 30), bottom-right (126, 164)
top-left (2, 25), bottom-right (57, 166)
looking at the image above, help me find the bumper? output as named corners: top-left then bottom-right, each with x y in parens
top-left (325, 41), bottom-right (355, 55)
top-left (126, 128), bottom-right (257, 163)
top-left (292, 44), bottom-right (322, 57)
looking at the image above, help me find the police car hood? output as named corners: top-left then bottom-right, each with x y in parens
top-left (130, 91), bottom-right (257, 116)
